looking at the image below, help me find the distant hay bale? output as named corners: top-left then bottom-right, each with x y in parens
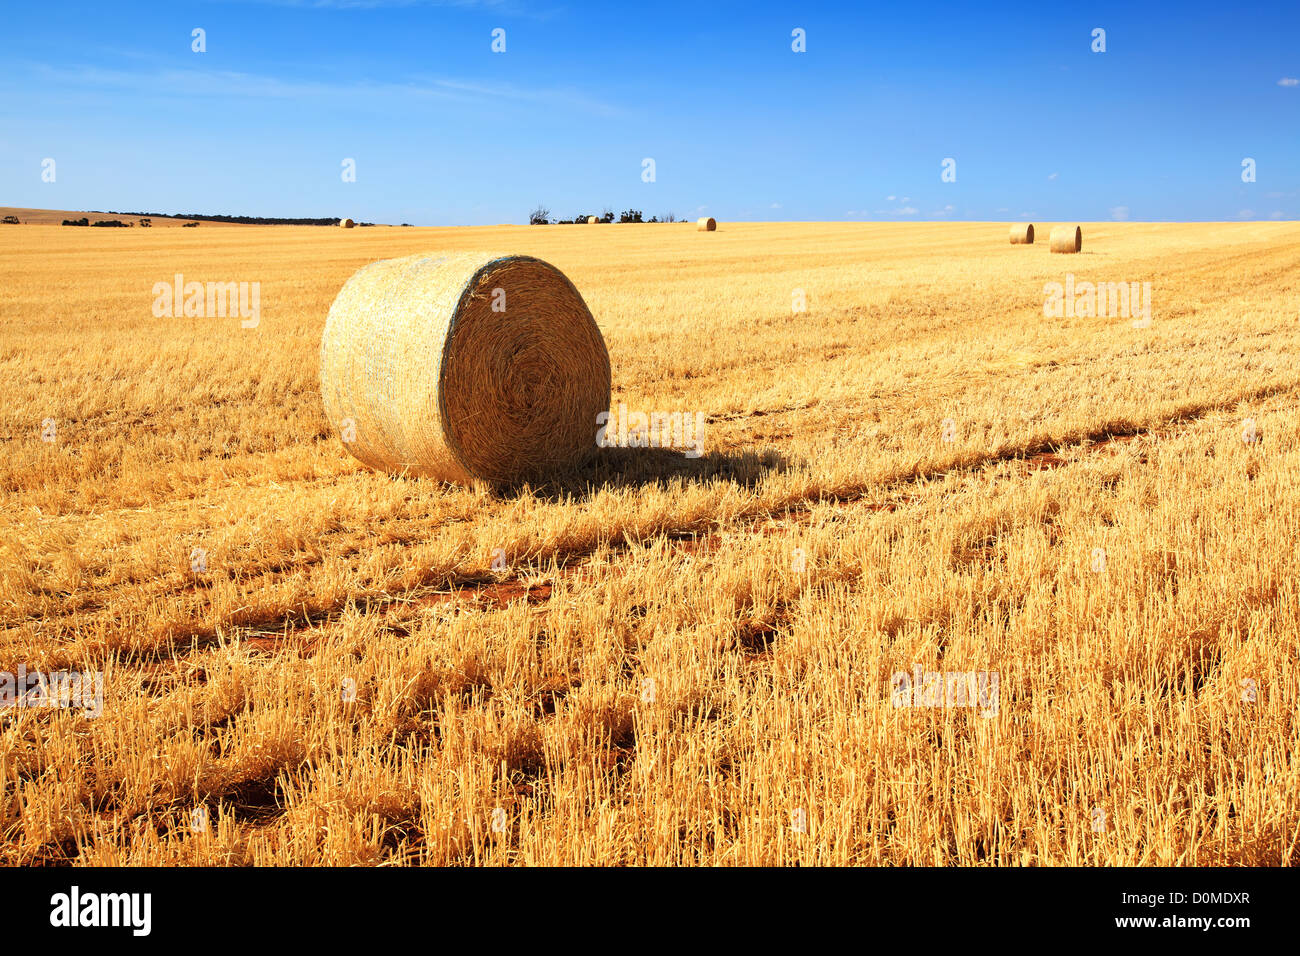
top-left (1009, 223), bottom-right (1034, 244)
top-left (339, 218), bottom-right (356, 228)
top-left (320, 252), bottom-right (611, 484)
top-left (1050, 225), bottom-right (1082, 253)
top-left (697, 217), bottom-right (716, 231)
top-left (587, 216), bottom-right (599, 224)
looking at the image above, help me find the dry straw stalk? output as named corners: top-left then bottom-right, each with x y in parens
top-left (1009, 223), bottom-right (1034, 244)
top-left (697, 217), bottom-right (717, 231)
top-left (320, 252), bottom-right (611, 484)
top-left (1050, 225), bottom-right (1082, 253)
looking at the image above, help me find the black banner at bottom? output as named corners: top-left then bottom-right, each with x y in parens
top-left (2, 865), bottom-right (1277, 942)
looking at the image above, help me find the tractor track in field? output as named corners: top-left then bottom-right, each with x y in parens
top-left (443, 379), bottom-right (1287, 612)
top-left (200, 389), bottom-right (1292, 653)
top-left (7, 377), bottom-right (1294, 667)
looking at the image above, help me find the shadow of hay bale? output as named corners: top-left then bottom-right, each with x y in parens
top-left (489, 446), bottom-right (791, 502)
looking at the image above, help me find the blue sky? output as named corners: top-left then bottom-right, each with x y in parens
top-left (3, 0), bottom-right (1297, 225)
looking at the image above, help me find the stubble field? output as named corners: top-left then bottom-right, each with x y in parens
top-left (1, 219), bottom-right (1298, 865)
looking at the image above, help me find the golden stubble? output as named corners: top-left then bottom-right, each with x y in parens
top-left (1, 219), bottom-right (1297, 865)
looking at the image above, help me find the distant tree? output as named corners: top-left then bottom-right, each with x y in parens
top-left (1, 215), bottom-right (19, 224)
top-left (618, 209), bottom-right (643, 223)
top-left (663, 212), bottom-right (678, 223)
top-left (138, 218), bottom-right (152, 227)
top-left (600, 208), bottom-right (614, 224)
top-left (529, 204), bottom-right (550, 225)
top-left (62, 217), bottom-right (89, 226)
top-left (182, 221), bottom-right (199, 227)
top-left (648, 215), bottom-right (659, 223)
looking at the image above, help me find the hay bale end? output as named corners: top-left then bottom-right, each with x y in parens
top-left (1010, 223), bottom-right (1035, 244)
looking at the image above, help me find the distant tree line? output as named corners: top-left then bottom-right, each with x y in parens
top-left (101, 211), bottom-right (374, 226)
top-left (61, 217), bottom-right (132, 227)
top-left (529, 205), bottom-right (680, 225)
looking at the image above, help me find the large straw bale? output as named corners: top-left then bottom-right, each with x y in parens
top-left (320, 252), bottom-right (611, 483)
top-left (1050, 225), bottom-right (1082, 253)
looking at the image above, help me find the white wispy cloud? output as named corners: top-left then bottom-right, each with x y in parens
top-left (1278, 77), bottom-right (1298, 87)
top-left (1047, 172), bottom-right (1058, 180)
top-left (17, 62), bottom-right (621, 116)
top-left (225, 0), bottom-right (533, 11)
top-left (1109, 205), bottom-right (1130, 221)
top-left (411, 75), bottom-right (621, 115)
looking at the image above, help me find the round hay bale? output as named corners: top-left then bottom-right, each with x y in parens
top-left (1050, 225), bottom-right (1082, 253)
top-left (697, 217), bottom-right (716, 231)
top-left (587, 216), bottom-right (599, 224)
top-left (1009, 223), bottom-right (1034, 244)
top-left (320, 252), bottom-right (611, 484)
top-left (339, 218), bottom-right (356, 228)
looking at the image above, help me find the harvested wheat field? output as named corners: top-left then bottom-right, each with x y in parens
top-left (2, 220), bottom-right (1298, 866)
